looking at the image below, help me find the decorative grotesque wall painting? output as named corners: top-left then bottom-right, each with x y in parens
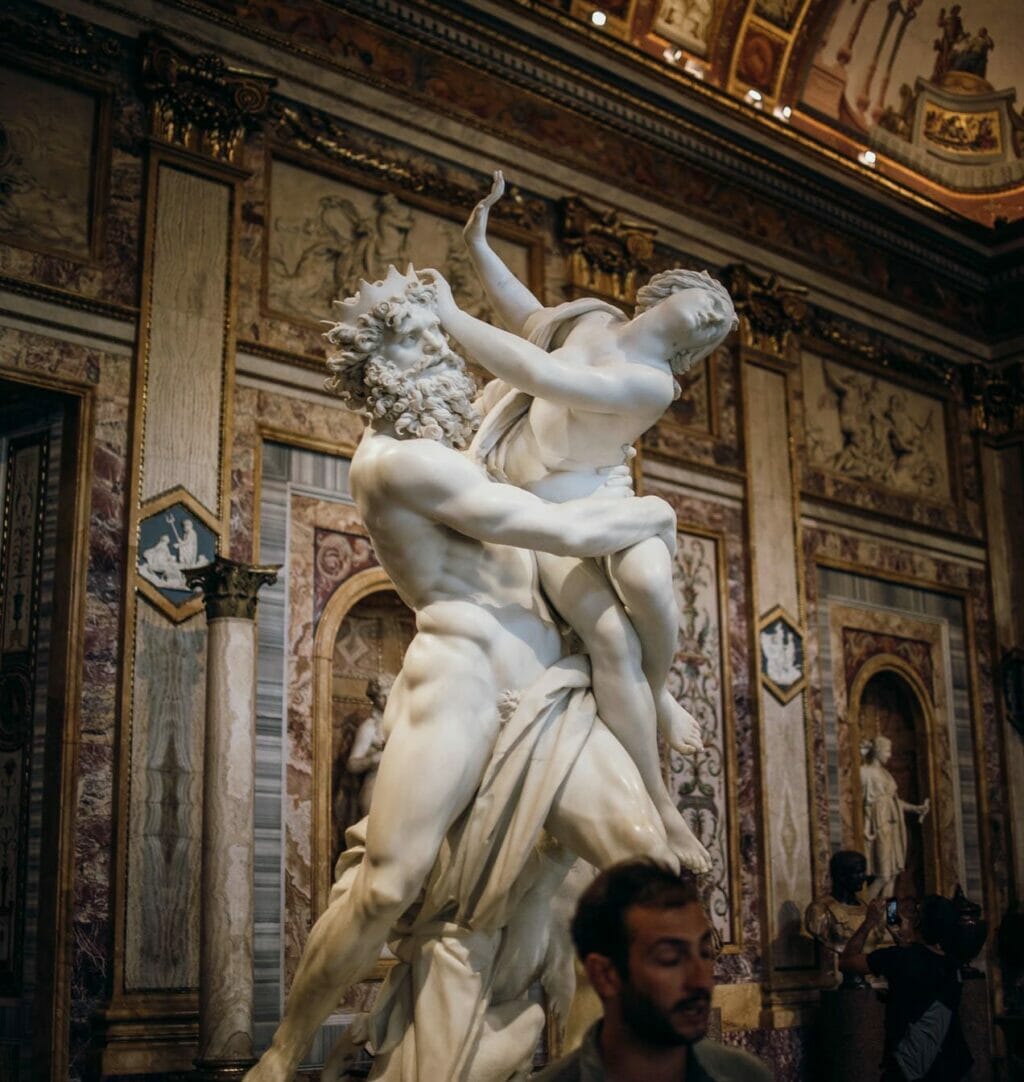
top-left (802, 354), bottom-right (951, 502)
top-left (0, 63), bottom-right (101, 260)
top-left (801, 0), bottom-right (1022, 189)
top-left (668, 530), bottom-right (736, 946)
top-left (265, 159), bottom-right (534, 331)
top-left (817, 572), bottom-right (979, 902)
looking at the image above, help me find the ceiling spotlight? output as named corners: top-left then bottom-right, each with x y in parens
top-left (663, 46), bottom-right (683, 63)
top-left (773, 104), bottom-right (792, 121)
top-left (745, 88), bottom-right (763, 109)
top-left (858, 149), bottom-right (877, 166)
top-left (683, 58), bottom-right (706, 79)
top-left (591, 9), bottom-right (607, 26)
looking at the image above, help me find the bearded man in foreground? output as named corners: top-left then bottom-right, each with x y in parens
top-left (245, 267), bottom-right (689, 1082)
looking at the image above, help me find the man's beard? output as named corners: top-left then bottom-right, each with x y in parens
top-left (364, 352), bottom-right (480, 449)
top-left (620, 982), bottom-right (711, 1048)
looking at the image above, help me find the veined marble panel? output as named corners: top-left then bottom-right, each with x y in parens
top-left (124, 602), bottom-right (205, 990)
top-left (141, 166), bottom-right (230, 513)
top-left (745, 364), bottom-right (798, 614)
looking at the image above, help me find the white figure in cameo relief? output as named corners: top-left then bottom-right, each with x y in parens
top-left (860, 734), bottom-right (930, 900)
top-left (246, 265), bottom-right (695, 1082)
top-left (427, 170), bottom-right (736, 862)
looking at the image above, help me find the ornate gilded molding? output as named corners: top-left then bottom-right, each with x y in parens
top-left (964, 363), bottom-right (1024, 437)
top-left (804, 306), bottom-right (959, 392)
top-left (558, 195), bottom-right (655, 304)
top-left (720, 263), bottom-right (808, 358)
top-left (140, 33), bottom-right (275, 165)
top-left (185, 557), bottom-right (279, 621)
top-left (0, 4), bottom-right (121, 74)
top-left (271, 104), bottom-right (547, 232)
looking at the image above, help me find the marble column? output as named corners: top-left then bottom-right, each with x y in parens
top-left (186, 558), bottom-right (279, 1080)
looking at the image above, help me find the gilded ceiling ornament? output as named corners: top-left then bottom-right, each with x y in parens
top-left (140, 32), bottom-right (275, 164)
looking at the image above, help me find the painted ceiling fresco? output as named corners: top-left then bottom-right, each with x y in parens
top-left (561, 0), bottom-right (1024, 226)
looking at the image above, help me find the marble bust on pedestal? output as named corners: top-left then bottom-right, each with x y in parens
top-left (805, 849), bottom-right (889, 988)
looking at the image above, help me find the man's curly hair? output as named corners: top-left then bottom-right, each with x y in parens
top-left (324, 283), bottom-right (438, 413)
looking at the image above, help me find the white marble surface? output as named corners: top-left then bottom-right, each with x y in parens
top-left (200, 616), bottom-right (257, 1062)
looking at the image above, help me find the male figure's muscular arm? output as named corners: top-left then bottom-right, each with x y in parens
top-left (379, 440), bottom-right (675, 557)
top-left (423, 270), bottom-right (667, 414)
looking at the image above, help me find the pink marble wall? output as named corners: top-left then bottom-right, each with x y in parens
top-left (0, 325), bottom-right (131, 1075)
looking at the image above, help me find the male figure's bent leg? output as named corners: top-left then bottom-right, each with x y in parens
top-left (246, 639), bottom-right (502, 1081)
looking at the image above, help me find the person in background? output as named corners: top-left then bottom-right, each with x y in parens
top-left (534, 860), bottom-right (773, 1081)
top-left (839, 894), bottom-right (972, 1082)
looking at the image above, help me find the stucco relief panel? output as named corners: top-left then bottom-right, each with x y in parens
top-left (802, 354), bottom-right (951, 502)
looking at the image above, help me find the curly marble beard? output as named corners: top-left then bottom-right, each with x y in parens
top-left (363, 352), bottom-right (480, 449)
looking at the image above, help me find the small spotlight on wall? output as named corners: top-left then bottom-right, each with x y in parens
top-left (683, 58), bottom-right (706, 79)
top-left (591, 9), bottom-right (607, 26)
top-left (772, 104), bottom-right (792, 121)
top-left (745, 88), bottom-right (763, 110)
top-left (858, 149), bottom-right (877, 167)
top-left (663, 46), bottom-right (683, 63)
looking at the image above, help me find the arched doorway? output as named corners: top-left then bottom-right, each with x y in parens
top-left (312, 570), bottom-right (415, 914)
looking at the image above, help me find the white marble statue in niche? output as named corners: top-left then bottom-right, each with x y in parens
top-left (346, 674), bottom-right (393, 819)
top-left (860, 734), bottom-right (930, 900)
top-left (247, 206), bottom-right (734, 1079)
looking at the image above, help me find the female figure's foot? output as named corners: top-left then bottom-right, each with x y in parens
top-left (657, 690), bottom-right (703, 757)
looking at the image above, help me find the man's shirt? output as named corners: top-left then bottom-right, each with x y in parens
top-left (532, 1021), bottom-right (774, 1081)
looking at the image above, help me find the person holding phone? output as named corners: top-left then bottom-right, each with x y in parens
top-left (840, 895), bottom-right (972, 1081)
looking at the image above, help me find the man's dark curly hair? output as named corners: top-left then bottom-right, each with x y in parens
top-left (571, 859), bottom-right (702, 977)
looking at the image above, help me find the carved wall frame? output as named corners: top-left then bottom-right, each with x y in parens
top-left (797, 337), bottom-right (965, 521)
top-left (0, 368), bottom-right (95, 1082)
top-left (106, 140), bottom-right (244, 1071)
top-left (0, 50), bottom-right (114, 266)
top-left (259, 145), bottom-right (547, 341)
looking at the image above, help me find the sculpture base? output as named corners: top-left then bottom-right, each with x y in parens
top-left (815, 987), bottom-right (884, 1082)
top-left (193, 1057), bottom-right (257, 1081)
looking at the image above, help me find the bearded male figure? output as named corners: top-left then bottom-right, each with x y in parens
top-left (246, 267), bottom-right (690, 1082)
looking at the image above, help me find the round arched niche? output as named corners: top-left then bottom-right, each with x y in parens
top-left (851, 662), bottom-right (937, 899)
top-left (312, 569), bottom-right (415, 914)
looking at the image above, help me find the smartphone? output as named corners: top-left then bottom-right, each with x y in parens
top-left (885, 898), bottom-right (900, 926)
